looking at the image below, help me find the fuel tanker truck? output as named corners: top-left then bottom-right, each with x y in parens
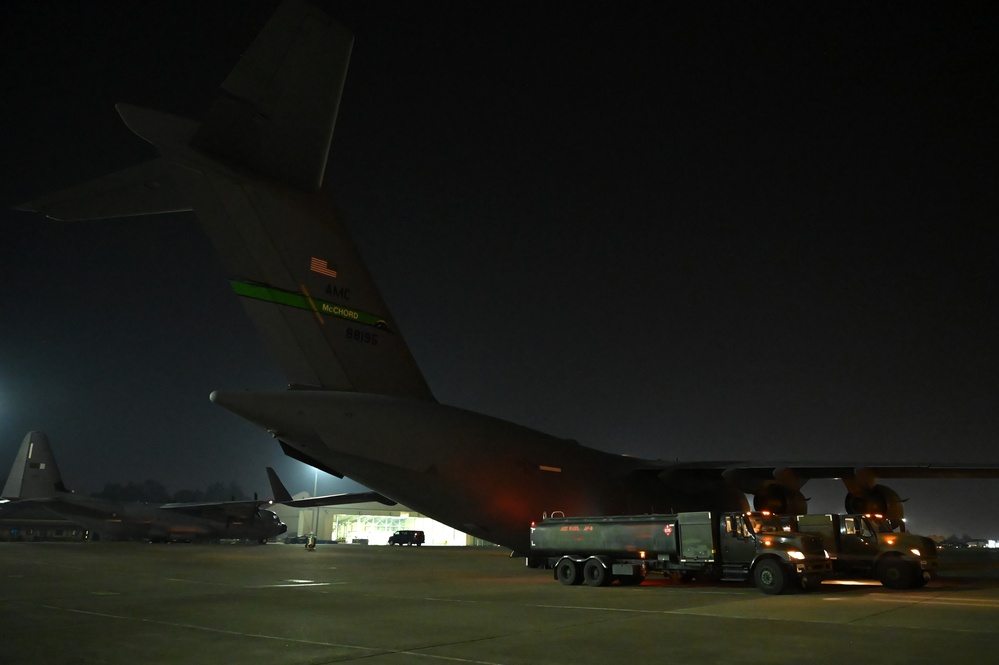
top-left (530, 511), bottom-right (831, 595)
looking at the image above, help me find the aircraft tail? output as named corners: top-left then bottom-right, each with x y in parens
top-left (266, 467), bottom-right (295, 503)
top-left (20, 0), bottom-right (434, 400)
top-left (2, 432), bottom-right (69, 499)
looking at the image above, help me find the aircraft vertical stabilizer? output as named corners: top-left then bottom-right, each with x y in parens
top-left (19, 0), bottom-right (434, 400)
top-left (189, 0), bottom-right (351, 192)
top-left (2, 431), bottom-right (69, 499)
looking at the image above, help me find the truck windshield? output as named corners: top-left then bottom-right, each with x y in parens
top-left (746, 513), bottom-right (783, 534)
top-left (865, 517), bottom-right (895, 534)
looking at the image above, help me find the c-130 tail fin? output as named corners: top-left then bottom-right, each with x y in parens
top-left (2, 432), bottom-right (69, 500)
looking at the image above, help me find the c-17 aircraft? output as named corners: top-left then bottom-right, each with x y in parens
top-left (2, 431), bottom-right (287, 543)
top-left (19, 0), bottom-right (999, 553)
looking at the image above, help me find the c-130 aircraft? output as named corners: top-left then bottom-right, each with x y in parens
top-left (19, 0), bottom-right (999, 553)
top-left (2, 431), bottom-right (287, 544)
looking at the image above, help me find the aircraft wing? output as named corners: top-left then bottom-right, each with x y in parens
top-left (650, 460), bottom-right (999, 527)
top-left (266, 467), bottom-right (396, 507)
top-left (657, 460), bottom-right (999, 481)
top-left (157, 499), bottom-right (274, 521)
top-left (29, 496), bottom-right (119, 521)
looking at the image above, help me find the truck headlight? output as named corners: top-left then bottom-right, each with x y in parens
top-left (787, 550), bottom-right (805, 560)
top-left (910, 548), bottom-right (921, 557)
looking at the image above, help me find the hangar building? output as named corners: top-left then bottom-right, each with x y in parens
top-left (270, 492), bottom-right (495, 546)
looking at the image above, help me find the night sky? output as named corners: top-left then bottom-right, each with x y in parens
top-left (2, 2), bottom-right (997, 539)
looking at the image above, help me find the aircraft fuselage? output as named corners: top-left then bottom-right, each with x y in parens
top-left (211, 390), bottom-right (748, 550)
top-left (39, 496), bottom-right (286, 543)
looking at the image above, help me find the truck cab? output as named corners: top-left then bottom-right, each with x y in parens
top-left (718, 511), bottom-right (830, 592)
top-left (793, 513), bottom-right (938, 589)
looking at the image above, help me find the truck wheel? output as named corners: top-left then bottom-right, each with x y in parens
top-left (878, 558), bottom-right (913, 589)
top-left (555, 558), bottom-right (582, 586)
top-left (753, 559), bottom-right (788, 595)
top-left (583, 558), bottom-right (610, 587)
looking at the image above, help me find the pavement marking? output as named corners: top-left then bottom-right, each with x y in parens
top-left (39, 605), bottom-right (374, 649)
top-left (425, 591), bottom-right (999, 628)
top-left (165, 577), bottom-right (236, 586)
top-left (423, 596), bottom-right (660, 613)
top-left (252, 582), bottom-right (339, 588)
top-left (36, 604), bottom-right (508, 665)
top-left (531, 603), bottom-right (660, 613)
top-left (166, 577), bottom-right (343, 589)
top-left (868, 593), bottom-right (999, 609)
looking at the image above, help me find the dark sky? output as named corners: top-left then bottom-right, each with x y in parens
top-left (2, 2), bottom-right (997, 538)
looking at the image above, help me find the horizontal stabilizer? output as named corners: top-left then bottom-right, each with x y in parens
top-left (16, 158), bottom-right (190, 221)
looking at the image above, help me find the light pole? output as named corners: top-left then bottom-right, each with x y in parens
top-left (312, 468), bottom-right (320, 540)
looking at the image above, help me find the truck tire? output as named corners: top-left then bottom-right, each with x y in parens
top-left (555, 558), bottom-right (582, 586)
top-left (582, 558), bottom-right (610, 587)
top-left (753, 559), bottom-right (788, 595)
top-left (877, 557), bottom-right (914, 589)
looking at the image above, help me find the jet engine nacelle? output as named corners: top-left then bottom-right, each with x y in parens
top-left (752, 483), bottom-right (808, 515)
top-left (844, 484), bottom-right (905, 526)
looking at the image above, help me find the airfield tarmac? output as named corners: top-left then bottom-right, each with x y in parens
top-left (2, 542), bottom-right (998, 665)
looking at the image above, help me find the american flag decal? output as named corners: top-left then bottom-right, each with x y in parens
top-left (310, 257), bottom-right (338, 278)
